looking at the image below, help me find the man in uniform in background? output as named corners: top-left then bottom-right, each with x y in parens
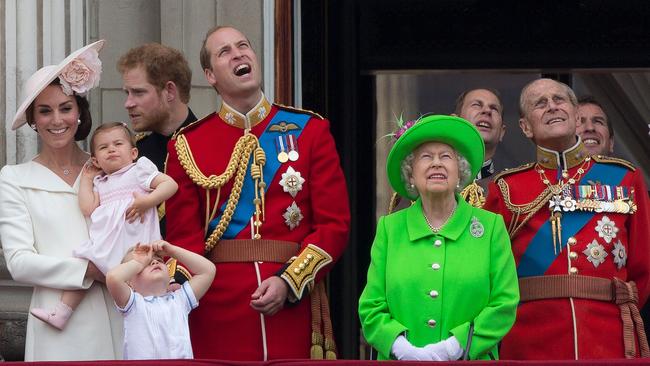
top-left (118, 43), bottom-right (197, 237)
top-left (454, 88), bottom-right (506, 205)
top-left (576, 95), bottom-right (614, 157)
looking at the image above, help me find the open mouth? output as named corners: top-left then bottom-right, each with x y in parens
top-left (546, 117), bottom-right (565, 125)
top-left (583, 137), bottom-right (601, 145)
top-left (475, 120), bottom-right (492, 130)
top-left (427, 172), bottom-right (447, 180)
top-left (48, 127), bottom-right (68, 135)
top-left (234, 64), bottom-right (251, 76)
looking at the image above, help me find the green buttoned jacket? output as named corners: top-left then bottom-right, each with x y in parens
top-left (359, 196), bottom-right (519, 360)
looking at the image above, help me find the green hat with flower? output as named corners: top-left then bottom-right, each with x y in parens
top-left (386, 114), bottom-right (485, 199)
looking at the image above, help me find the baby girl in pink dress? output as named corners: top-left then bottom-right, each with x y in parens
top-left (31, 122), bottom-right (178, 330)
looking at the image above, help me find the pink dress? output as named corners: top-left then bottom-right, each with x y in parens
top-left (73, 157), bottom-right (161, 274)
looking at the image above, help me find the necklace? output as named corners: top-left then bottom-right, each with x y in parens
top-left (423, 202), bottom-right (458, 233)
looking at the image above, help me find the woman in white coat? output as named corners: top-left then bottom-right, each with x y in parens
top-left (0, 40), bottom-right (122, 361)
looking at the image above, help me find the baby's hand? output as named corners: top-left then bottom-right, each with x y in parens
top-left (82, 160), bottom-right (103, 179)
top-left (126, 192), bottom-right (151, 223)
top-left (131, 243), bottom-right (153, 266)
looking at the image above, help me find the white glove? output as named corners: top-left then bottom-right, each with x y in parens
top-left (391, 335), bottom-right (436, 361)
top-left (424, 336), bottom-right (463, 361)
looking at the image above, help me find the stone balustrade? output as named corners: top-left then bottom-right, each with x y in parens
top-left (0, 244), bottom-right (31, 361)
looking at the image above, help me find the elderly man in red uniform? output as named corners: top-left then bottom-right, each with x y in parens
top-left (165, 26), bottom-right (350, 360)
top-left (484, 78), bottom-right (650, 360)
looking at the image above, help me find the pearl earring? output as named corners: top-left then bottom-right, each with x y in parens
top-left (456, 182), bottom-right (460, 189)
top-left (77, 118), bottom-right (81, 125)
top-left (29, 123), bottom-right (37, 131)
top-left (410, 183), bottom-right (415, 188)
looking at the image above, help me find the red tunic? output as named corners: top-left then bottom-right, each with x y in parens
top-left (165, 101), bottom-right (350, 360)
top-left (484, 144), bottom-right (650, 360)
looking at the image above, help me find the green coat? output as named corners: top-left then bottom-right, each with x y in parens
top-left (359, 196), bottom-right (519, 360)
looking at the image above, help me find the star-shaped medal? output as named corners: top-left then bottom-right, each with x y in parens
top-left (279, 166), bottom-right (305, 198)
top-left (283, 202), bottom-right (303, 230)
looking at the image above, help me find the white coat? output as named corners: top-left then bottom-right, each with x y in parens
top-left (0, 161), bottom-right (122, 361)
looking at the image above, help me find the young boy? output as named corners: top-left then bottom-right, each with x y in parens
top-left (106, 240), bottom-right (215, 359)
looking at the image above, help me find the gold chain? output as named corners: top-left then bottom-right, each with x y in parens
top-left (422, 202), bottom-right (457, 233)
top-left (535, 156), bottom-right (591, 195)
top-left (174, 133), bottom-right (266, 253)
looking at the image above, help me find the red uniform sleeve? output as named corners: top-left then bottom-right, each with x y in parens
top-left (165, 137), bottom-right (206, 256)
top-left (279, 118), bottom-right (351, 299)
top-left (625, 170), bottom-right (650, 307)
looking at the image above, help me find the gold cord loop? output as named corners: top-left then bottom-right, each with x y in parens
top-left (175, 133), bottom-right (266, 253)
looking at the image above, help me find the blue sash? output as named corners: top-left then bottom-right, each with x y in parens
top-left (206, 110), bottom-right (310, 240)
top-left (517, 162), bottom-right (628, 277)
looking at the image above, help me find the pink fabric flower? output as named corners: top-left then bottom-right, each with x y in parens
top-left (59, 48), bottom-right (102, 97)
top-left (393, 119), bottom-right (417, 140)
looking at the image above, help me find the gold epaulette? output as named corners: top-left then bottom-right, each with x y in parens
top-left (135, 132), bottom-right (149, 143)
top-left (171, 112), bottom-right (216, 140)
top-left (592, 155), bottom-right (636, 171)
top-left (493, 162), bottom-right (536, 182)
top-left (280, 244), bottom-right (332, 300)
top-left (166, 258), bottom-right (192, 283)
top-left (274, 103), bottom-right (324, 120)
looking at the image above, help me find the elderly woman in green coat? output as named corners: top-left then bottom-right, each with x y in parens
top-left (359, 115), bottom-right (519, 361)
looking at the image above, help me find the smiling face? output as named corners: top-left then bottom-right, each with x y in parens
top-left (409, 141), bottom-right (460, 198)
top-left (519, 79), bottom-right (578, 151)
top-left (458, 89), bottom-right (505, 152)
top-left (31, 85), bottom-right (80, 150)
top-left (91, 127), bottom-right (138, 174)
top-left (577, 103), bottom-right (614, 156)
top-left (122, 66), bottom-right (171, 133)
top-left (203, 27), bottom-right (262, 103)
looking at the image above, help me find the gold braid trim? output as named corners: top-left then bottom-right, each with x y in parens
top-left (460, 181), bottom-right (486, 208)
top-left (174, 133), bottom-right (266, 253)
top-left (497, 178), bottom-right (553, 239)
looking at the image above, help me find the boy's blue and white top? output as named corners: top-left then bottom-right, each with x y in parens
top-left (117, 281), bottom-right (198, 360)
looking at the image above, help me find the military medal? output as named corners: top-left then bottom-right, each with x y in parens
top-left (279, 166), bottom-right (305, 198)
top-left (287, 134), bottom-right (299, 161)
top-left (595, 215), bottom-right (618, 244)
top-left (583, 239), bottom-right (607, 268)
top-left (469, 216), bottom-right (484, 238)
top-left (276, 136), bottom-right (289, 163)
top-left (612, 240), bottom-right (627, 269)
top-left (283, 202), bottom-right (303, 230)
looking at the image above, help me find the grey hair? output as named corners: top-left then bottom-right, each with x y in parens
top-left (400, 150), bottom-right (473, 198)
top-left (519, 78), bottom-right (578, 118)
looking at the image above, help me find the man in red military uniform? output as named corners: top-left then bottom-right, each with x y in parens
top-left (164, 26), bottom-right (350, 360)
top-left (484, 78), bottom-right (650, 360)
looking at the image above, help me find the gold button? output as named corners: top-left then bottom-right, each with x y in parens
top-left (431, 263), bottom-right (441, 270)
top-left (569, 251), bottom-right (578, 260)
top-left (293, 268), bottom-right (300, 274)
top-left (299, 263), bottom-right (306, 269)
top-left (429, 290), bottom-right (439, 298)
top-left (567, 237), bottom-right (577, 246)
top-left (306, 254), bottom-right (314, 260)
top-left (434, 239), bottom-right (442, 247)
top-left (569, 267), bottom-right (578, 274)
top-left (427, 319), bottom-right (437, 327)
top-left (303, 259), bottom-right (309, 264)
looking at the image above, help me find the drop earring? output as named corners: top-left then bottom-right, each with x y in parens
top-left (77, 118), bottom-right (81, 125)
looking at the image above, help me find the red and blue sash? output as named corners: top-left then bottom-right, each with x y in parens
top-left (516, 162), bottom-right (628, 277)
top-left (206, 110), bottom-right (310, 240)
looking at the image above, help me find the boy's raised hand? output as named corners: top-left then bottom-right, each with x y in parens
top-left (131, 243), bottom-right (153, 266)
